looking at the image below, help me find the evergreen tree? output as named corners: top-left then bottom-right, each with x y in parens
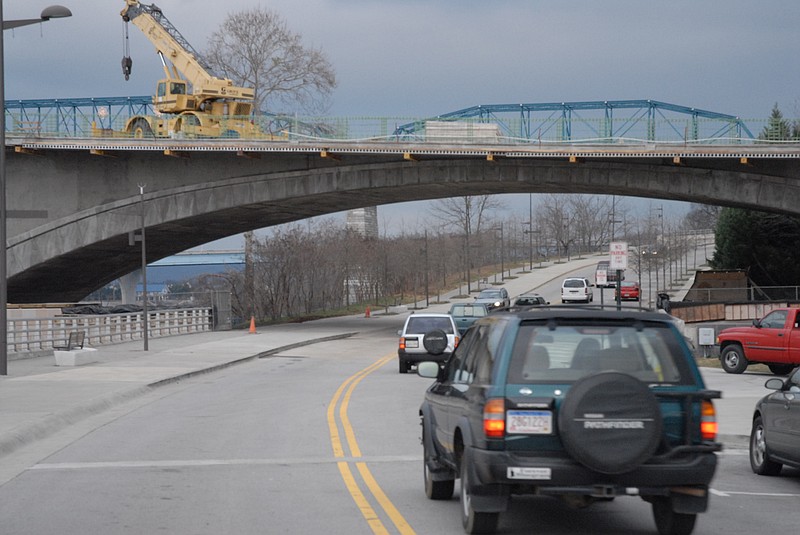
top-left (711, 207), bottom-right (800, 286)
top-left (759, 103), bottom-right (793, 141)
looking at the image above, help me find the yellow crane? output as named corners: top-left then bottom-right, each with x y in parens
top-left (119, 0), bottom-right (263, 139)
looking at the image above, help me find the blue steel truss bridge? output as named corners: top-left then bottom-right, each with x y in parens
top-left (3, 98), bottom-right (770, 145)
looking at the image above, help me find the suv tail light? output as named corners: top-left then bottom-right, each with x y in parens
top-left (483, 398), bottom-right (505, 438)
top-left (700, 400), bottom-right (718, 441)
top-left (399, 338), bottom-right (405, 350)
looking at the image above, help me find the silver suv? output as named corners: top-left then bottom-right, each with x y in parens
top-left (474, 288), bottom-right (510, 311)
top-left (397, 313), bottom-right (459, 374)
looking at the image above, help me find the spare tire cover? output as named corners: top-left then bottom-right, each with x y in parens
top-left (558, 372), bottom-right (662, 475)
top-left (423, 329), bottom-right (449, 355)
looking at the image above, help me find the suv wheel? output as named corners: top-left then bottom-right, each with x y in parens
top-left (720, 345), bottom-right (748, 374)
top-left (423, 427), bottom-right (454, 500)
top-left (460, 450), bottom-right (499, 534)
top-left (398, 358), bottom-right (409, 374)
top-left (750, 415), bottom-right (782, 476)
top-left (652, 497), bottom-right (697, 535)
top-left (423, 329), bottom-right (449, 355)
top-left (558, 372), bottom-right (663, 475)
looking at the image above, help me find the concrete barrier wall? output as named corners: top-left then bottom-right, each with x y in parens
top-left (7, 308), bottom-right (213, 358)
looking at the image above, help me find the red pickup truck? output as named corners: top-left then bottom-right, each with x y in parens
top-left (717, 307), bottom-right (800, 375)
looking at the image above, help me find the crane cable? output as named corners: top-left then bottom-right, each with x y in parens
top-left (121, 18), bottom-right (133, 81)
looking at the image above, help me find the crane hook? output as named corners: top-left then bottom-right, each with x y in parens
top-left (121, 15), bottom-right (133, 81)
top-left (122, 56), bottom-right (133, 81)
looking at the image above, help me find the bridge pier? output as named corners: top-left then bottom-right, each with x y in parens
top-left (119, 271), bottom-right (140, 305)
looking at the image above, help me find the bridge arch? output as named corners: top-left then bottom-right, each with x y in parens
top-left (7, 147), bottom-right (800, 303)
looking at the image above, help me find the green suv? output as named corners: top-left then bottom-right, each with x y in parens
top-left (417, 308), bottom-right (721, 534)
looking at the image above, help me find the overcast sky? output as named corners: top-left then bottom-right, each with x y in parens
top-left (5, 0), bottom-right (798, 246)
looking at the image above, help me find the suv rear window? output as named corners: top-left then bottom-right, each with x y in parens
top-left (563, 279), bottom-right (586, 288)
top-left (406, 316), bottom-right (455, 334)
top-left (507, 320), bottom-right (690, 385)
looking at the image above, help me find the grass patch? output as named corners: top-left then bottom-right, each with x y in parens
top-left (695, 356), bottom-right (770, 373)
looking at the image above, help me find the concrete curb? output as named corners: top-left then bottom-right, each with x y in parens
top-left (0, 386), bottom-right (152, 458)
top-left (0, 332), bottom-right (359, 459)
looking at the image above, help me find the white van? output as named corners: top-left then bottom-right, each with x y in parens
top-left (561, 277), bottom-right (593, 303)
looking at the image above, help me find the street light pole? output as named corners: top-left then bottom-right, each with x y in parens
top-left (528, 194), bottom-right (533, 270)
top-left (0, 4), bottom-right (72, 376)
top-left (139, 184), bottom-right (149, 351)
top-left (657, 205), bottom-right (665, 291)
top-left (500, 223), bottom-right (505, 279)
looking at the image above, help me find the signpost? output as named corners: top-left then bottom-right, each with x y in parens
top-left (610, 242), bottom-right (628, 309)
top-left (596, 269), bottom-right (607, 305)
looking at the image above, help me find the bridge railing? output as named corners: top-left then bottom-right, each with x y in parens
top-left (4, 110), bottom-right (795, 145)
top-left (7, 307), bottom-right (213, 357)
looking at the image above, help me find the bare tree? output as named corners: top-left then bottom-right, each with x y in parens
top-left (432, 195), bottom-right (504, 291)
top-left (205, 7), bottom-right (337, 114)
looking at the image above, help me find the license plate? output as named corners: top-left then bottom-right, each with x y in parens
top-left (507, 410), bottom-right (552, 434)
top-left (405, 339), bottom-right (418, 348)
top-left (507, 467), bottom-right (552, 480)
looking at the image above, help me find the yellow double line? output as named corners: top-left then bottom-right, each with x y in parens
top-left (327, 354), bottom-right (416, 535)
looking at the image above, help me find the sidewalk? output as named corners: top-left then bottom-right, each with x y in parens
top-left (0, 253), bottom-right (749, 463)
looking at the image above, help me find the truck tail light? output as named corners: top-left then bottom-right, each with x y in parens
top-left (483, 398), bottom-right (505, 438)
top-left (700, 400), bottom-right (718, 441)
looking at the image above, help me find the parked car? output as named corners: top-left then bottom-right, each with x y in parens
top-left (416, 308), bottom-right (721, 534)
top-left (749, 366), bottom-right (800, 476)
top-left (716, 307), bottom-right (800, 375)
top-left (561, 277), bottom-right (593, 303)
top-left (508, 293), bottom-right (549, 311)
top-left (448, 303), bottom-right (490, 335)
top-left (473, 288), bottom-right (510, 311)
top-left (616, 280), bottom-right (641, 301)
top-left (397, 313), bottom-right (459, 374)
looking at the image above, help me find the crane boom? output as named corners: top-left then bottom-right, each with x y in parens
top-left (121, 0), bottom-right (254, 110)
top-left (122, 0), bottom-right (217, 82)
top-left (118, 0), bottom-right (264, 139)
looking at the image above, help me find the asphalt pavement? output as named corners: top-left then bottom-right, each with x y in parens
top-left (0, 253), bottom-right (756, 463)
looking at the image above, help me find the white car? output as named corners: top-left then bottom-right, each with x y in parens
top-left (561, 277), bottom-right (593, 303)
top-left (397, 313), bottom-right (459, 374)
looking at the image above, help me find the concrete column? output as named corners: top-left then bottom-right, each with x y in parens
top-left (119, 270), bottom-right (140, 304)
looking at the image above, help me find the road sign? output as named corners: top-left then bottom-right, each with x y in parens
top-left (610, 241), bottom-right (628, 270)
top-left (596, 270), bottom-right (607, 286)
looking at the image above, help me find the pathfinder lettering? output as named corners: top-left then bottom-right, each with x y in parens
top-left (584, 421), bottom-right (645, 429)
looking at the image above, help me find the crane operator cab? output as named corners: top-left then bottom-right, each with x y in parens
top-left (155, 78), bottom-right (194, 114)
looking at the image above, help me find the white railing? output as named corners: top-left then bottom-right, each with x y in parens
top-left (7, 307), bottom-right (213, 355)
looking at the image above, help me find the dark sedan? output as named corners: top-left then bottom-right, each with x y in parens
top-left (508, 293), bottom-right (549, 311)
top-left (749, 366), bottom-right (800, 475)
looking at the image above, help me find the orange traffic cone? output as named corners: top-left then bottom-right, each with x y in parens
top-left (365, 306), bottom-right (371, 318)
top-left (249, 316), bottom-right (257, 334)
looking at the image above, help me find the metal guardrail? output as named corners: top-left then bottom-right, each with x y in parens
top-left (7, 307), bottom-right (213, 356)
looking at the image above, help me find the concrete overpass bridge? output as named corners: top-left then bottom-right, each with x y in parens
top-left (4, 99), bottom-right (800, 303)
